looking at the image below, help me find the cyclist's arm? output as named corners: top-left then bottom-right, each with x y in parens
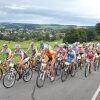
top-left (64, 53), bottom-right (67, 60)
top-left (51, 53), bottom-right (56, 65)
top-left (26, 47), bottom-right (30, 53)
top-left (7, 50), bottom-right (12, 59)
top-left (76, 49), bottom-right (79, 56)
top-left (42, 55), bottom-right (49, 63)
top-left (0, 50), bottom-right (3, 54)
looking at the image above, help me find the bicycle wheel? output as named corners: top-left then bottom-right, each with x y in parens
top-left (0, 68), bottom-right (3, 80)
top-left (2, 71), bottom-right (16, 88)
top-left (55, 62), bottom-right (62, 76)
top-left (61, 68), bottom-right (69, 82)
top-left (79, 60), bottom-right (82, 70)
top-left (96, 59), bottom-right (100, 69)
top-left (94, 59), bottom-right (98, 71)
top-left (97, 59), bottom-right (100, 69)
top-left (23, 68), bottom-right (33, 82)
top-left (36, 71), bottom-right (46, 88)
top-left (85, 63), bottom-right (89, 77)
top-left (71, 65), bottom-right (76, 77)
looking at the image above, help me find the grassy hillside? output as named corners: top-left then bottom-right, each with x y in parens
top-left (38, 24), bottom-right (77, 30)
top-left (0, 39), bottom-right (62, 62)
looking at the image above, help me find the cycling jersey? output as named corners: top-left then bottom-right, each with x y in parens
top-left (87, 50), bottom-right (95, 59)
top-left (76, 47), bottom-right (87, 58)
top-left (1, 48), bottom-right (13, 61)
top-left (56, 48), bottom-right (66, 60)
top-left (78, 48), bottom-right (85, 55)
top-left (59, 48), bottom-right (66, 53)
top-left (73, 48), bottom-right (77, 53)
top-left (14, 50), bottom-right (28, 59)
top-left (67, 50), bottom-right (75, 63)
top-left (29, 46), bottom-right (38, 57)
top-left (46, 50), bottom-right (55, 61)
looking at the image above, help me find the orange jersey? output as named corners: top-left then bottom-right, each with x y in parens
top-left (46, 50), bottom-right (56, 59)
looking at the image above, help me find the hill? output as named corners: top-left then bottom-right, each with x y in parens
top-left (0, 23), bottom-right (95, 30)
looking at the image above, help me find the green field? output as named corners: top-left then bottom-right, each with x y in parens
top-left (0, 39), bottom-right (62, 63)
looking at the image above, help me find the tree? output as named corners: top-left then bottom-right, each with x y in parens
top-left (76, 29), bottom-right (87, 42)
top-left (44, 33), bottom-right (50, 41)
top-left (63, 29), bottom-right (79, 43)
top-left (0, 34), bottom-right (3, 40)
top-left (96, 23), bottom-right (100, 34)
top-left (86, 29), bottom-right (97, 41)
top-left (95, 23), bottom-right (100, 41)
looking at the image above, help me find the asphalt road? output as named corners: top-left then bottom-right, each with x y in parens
top-left (0, 68), bottom-right (100, 100)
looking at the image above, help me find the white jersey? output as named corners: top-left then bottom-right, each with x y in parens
top-left (14, 50), bottom-right (28, 59)
top-left (1, 48), bottom-right (11, 54)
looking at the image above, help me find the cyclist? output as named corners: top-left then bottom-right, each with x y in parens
top-left (57, 44), bottom-right (67, 61)
top-left (43, 44), bottom-right (56, 81)
top-left (86, 44), bottom-right (95, 73)
top-left (14, 44), bottom-right (30, 80)
top-left (76, 44), bottom-right (86, 57)
top-left (66, 45), bottom-right (76, 65)
top-left (26, 42), bottom-right (38, 57)
top-left (26, 42), bottom-right (38, 67)
top-left (76, 44), bottom-right (86, 66)
top-left (96, 43), bottom-right (100, 57)
top-left (0, 44), bottom-right (13, 70)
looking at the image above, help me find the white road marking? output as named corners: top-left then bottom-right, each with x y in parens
top-left (92, 85), bottom-right (100, 100)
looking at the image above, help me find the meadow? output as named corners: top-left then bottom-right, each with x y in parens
top-left (0, 40), bottom-right (62, 63)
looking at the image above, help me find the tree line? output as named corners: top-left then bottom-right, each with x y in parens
top-left (63, 23), bottom-right (100, 43)
top-left (0, 23), bottom-right (100, 42)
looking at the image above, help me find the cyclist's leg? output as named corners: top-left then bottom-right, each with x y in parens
top-left (31, 57), bottom-right (36, 67)
top-left (5, 61), bottom-right (9, 70)
top-left (50, 60), bottom-right (55, 81)
top-left (50, 63), bottom-right (54, 75)
top-left (19, 57), bottom-right (30, 73)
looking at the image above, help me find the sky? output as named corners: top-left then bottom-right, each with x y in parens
top-left (0, 0), bottom-right (100, 25)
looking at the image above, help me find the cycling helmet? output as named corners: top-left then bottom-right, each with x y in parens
top-left (15, 44), bottom-right (21, 48)
top-left (3, 44), bottom-right (8, 47)
top-left (68, 45), bottom-right (73, 50)
top-left (44, 44), bottom-right (49, 49)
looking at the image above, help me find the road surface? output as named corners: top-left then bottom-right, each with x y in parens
top-left (0, 68), bottom-right (100, 100)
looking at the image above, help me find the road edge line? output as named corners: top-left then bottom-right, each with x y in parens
top-left (92, 86), bottom-right (100, 100)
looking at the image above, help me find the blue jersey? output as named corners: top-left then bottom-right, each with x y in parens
top-left (73, 48), bottom-right (77, 53)
top-left (67, 50), bottom-right (75, 62)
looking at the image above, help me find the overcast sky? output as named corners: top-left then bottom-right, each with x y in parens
top-left (0, 0), bottom-right (100, 25)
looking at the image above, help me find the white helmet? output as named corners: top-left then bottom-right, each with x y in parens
top-left (3, 44), bottom-right (8, 47)
top-left (68, 45), bottom-right (73, 50)
top-left (97, 43), bottom-right (100, 47)
top-left (78, 44), bottom-right (82, 48)
top-left (44, 44), bottom-right (49, 49)
top-left (59, 44), bottom-right (64, 48)
top-left (15, 44), bottom-right (21, 48)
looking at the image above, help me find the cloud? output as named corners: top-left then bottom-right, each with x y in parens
top-left (0, 0), bottom-right (100, 25)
